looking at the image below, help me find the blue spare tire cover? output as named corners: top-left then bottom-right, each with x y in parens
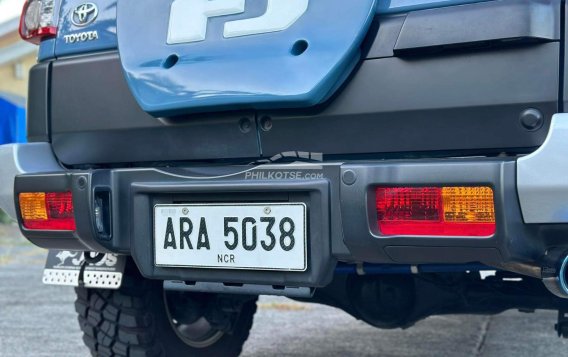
top-left (117, 0), bottom-right (377, 115)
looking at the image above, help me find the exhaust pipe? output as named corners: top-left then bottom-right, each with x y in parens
top-left (542, 248), bottom-right (568, 298)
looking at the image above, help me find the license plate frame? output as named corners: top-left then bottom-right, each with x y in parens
top-left (153, 203), bottom-right (307, 272)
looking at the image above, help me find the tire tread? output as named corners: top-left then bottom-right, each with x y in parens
top-left (75, 263), bottom-right (256, 357)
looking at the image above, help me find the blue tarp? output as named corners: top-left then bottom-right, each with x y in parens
top-left (0, 93), bottom-right (26, 144)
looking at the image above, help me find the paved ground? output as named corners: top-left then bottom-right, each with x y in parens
top-left (1, 223), bottom-right (568, 356)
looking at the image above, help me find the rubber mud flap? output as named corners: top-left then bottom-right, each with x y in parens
top-left (43, 250), bottom-right (126, 289)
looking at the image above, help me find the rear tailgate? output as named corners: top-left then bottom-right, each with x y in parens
top-left (38, 0), bottom-right (561, 165)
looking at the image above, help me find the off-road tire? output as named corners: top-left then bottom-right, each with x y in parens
top-left (74, 264), bottom-right (257, 357)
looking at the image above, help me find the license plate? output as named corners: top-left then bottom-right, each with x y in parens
top-left (153, 203), bottom-right (307, 271)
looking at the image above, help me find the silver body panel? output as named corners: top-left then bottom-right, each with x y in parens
top-left (0, 143), bottom-right (62, 219)
top-left (518, 114), bottom-right (568, 223)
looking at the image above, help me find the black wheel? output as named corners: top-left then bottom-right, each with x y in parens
top-left (74, 263), bottom-right (257, 357)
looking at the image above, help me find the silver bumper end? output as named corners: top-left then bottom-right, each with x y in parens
top-left (518, 114), bottom-right (568, 223)
top-left (0, 143), bottom-right (62, 219)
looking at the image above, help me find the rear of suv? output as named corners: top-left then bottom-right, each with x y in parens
top-left (4, 0), bottom-right (568, 355)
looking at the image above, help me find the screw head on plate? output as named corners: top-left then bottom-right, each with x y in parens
top-left (264, 207), bottom-right (272, 215)
top-left (182, 208), bottom-right (189, 215)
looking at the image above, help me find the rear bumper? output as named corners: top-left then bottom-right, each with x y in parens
top-left (4, 115), bottom-right (568, 285)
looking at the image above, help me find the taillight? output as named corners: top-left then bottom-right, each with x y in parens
top-left (19, 0), bottom-right (57, 44)
top-left (376, 186), bottom-right (496, 237)
top-left (19, 192), bottom-right (76, 231)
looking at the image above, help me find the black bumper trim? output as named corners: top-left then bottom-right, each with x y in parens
top-left (14, 158), bottom-right (568, 283)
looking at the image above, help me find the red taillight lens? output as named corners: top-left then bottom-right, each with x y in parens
top-left (376, 187), bottom-right (496, 237)
top-left (19, 192), bottom-right (76, 231)
top-left (19, 0), bottom-right (57, 44)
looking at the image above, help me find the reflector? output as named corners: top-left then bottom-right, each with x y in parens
top-left (19, 192), bottom-right (48, 220)
top-left (19, 192), bottom-right (76, 231)
top-left (442, 187), bottom-right (495, 223)
top-left (376, 186), bottom-right (496, 237)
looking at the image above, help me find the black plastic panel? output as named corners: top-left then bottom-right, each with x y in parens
top-left (394, 0), bottom-right (561, 55)
top-left (14, 172), bottom-right (107, 252)
top-left (563, 1), bottom-right (568, 111)
top-left (27, 62), bottom-right (50, 142)
top-left (339, 159), bottom-right (543, 272)
top-left (384, 247), bottom-right (504, 264)
top-left (85, 167), bottom-right (336, 287)
top-left (15, 157), bottom-right (568, 279)
top-left (364, 15), bottom-right (406, 59)
top-left (49, 53), bottom-right (260, 165)
top-left (37, 0), bottom-right (560, 165)
top-left (260, 43), bottom-right (559, 157)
